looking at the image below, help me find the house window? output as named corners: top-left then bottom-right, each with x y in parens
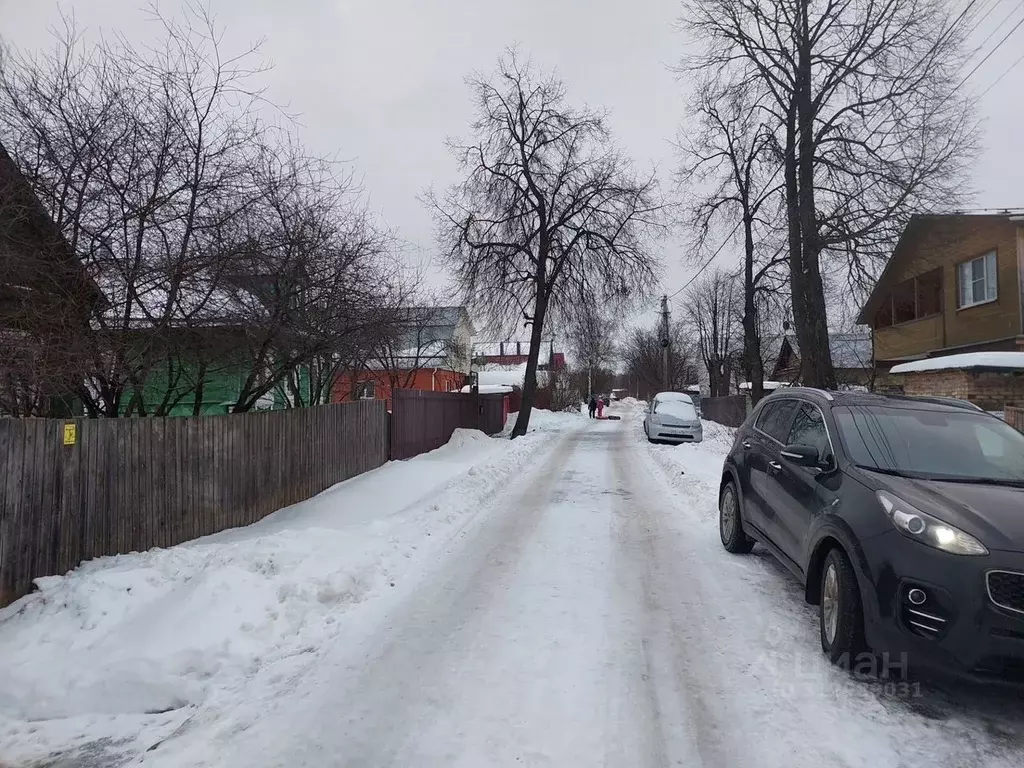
top-left (358, 381), bottom-right (375, 400)
top-left (892, 279), bottom-right (916, 325)
top-left (915, 269), bottom-right (942, 317)
top-left (957, 251), bottom-right (997, 309)
top-left (873, 268), bottom-right (941, 329)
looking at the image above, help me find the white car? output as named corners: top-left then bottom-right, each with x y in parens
top-left (644, 392), bottom-right (703, 444)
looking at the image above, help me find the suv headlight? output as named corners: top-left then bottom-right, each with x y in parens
top-left (877, 491), bottom-right (988, 556)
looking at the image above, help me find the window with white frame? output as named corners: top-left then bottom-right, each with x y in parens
top-left (358, 381), bottom-right (376, 400)
top-left (957, 251), bottom-right (997, 308)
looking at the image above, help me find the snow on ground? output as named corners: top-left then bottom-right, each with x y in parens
top-left (626, 400), bottom-right (1024, 766)
top-left (0, 415), bottom-right (581, 765)
top-left (502, 407), bottom-right (583, 435)
top-left (4, 403), bottom-right (1024, 766)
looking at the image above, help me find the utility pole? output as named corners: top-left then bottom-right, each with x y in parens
top-left (660, 294), bottom-right (670, 393)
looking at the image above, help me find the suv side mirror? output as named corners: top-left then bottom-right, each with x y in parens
top-left (781, 443), bottom-right (820, 467)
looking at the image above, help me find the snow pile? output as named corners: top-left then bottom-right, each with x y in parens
top-left (627, 401), bottom-right (734, 504)
top-left (890, 351), bottom-right (1024, 374)
top-left (503, 407), bottom-right (581, 435)
top-left (0, 423), bottom-right (576, 763)
top-left (459, 384), bottom-right (513, 394)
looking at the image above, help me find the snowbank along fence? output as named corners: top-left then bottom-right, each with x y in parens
top-left (0, 400), bottom-right (388, 607)
top-left (390, 388), bottom-right (507, 460)
top-left (1006, 405), bottom-right (1024, 433)
top-left (701, 395), bottom-right (749, 428)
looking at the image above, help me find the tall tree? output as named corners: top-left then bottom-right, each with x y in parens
top-left (0, 7), bottom-right (396, 416)
top-left (432, 52), bottom-right (662, 437)
top-left (622, 322), bottom-right (698, 400)
top-left (684, 269), bottom-right (741, 396)
top-left (682, 0), bottom-right (978, 388)
top-left (680, 78), bottom-right (785, 404)
top-left (568, 306), bottom-right (619, 396)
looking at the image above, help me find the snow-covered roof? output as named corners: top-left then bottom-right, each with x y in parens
top-left (94, 276), bottom-right (265, 331)
top-left (890, 352), bottom-right (1024, 374)
top-left (460, 384), bottom-right (513, 394)
top-left (739, 381), bottom-right (790, 391)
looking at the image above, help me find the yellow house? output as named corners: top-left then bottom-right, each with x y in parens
top-left (858, 214), bottom-right (1024, 367)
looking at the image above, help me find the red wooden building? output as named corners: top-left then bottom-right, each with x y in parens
top-left (332, 306), bottom-right (473, 410)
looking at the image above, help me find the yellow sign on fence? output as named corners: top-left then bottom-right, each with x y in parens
top-left (63, 423), bottom-right (76, 446)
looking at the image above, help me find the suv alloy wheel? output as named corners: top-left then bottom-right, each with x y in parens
top-left (719, 482), bottom-right (755, 554)
top-left (819, 548), bottom-right (867, 665)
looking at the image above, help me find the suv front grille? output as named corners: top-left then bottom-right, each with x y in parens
top-left (987, 571), bottom-right (1024, 615)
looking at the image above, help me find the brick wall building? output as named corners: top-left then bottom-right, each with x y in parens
top-left (890, 352), bottom-right (1024, 411)
top-left (900, 370), bottom-right (1024, 411)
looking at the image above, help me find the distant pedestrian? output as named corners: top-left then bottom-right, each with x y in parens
top-left (596, 397), bottom-right (605, 419)
top-left (588, 395), bottom-right (597, 418)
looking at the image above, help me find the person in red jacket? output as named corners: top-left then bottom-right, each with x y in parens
top-left (596, 397), bottom-right (605, 419)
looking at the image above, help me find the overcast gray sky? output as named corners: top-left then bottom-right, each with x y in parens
top-left (1, 0), bottom-right (1021, 325)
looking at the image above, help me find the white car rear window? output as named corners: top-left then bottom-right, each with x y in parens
top-left (655, 401), bottom-right (697, 420)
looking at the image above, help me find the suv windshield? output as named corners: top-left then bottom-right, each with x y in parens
top-left (835, 405), bottom-right (1024, 482)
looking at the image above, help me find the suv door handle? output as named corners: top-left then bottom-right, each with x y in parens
top-left (768, 461), bottom-right (782, 471)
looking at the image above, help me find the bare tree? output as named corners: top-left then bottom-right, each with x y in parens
top-left (220, 144), bottom-right (395, 413)
top-left (682, 0), bottom-right (979, 388)
top-left (0, 6), bottom-right (272, 415)
top-left (369, 304), bottom-right (468, 395)
top-left (622, 322), bottom-right (699, 401)
top-left (567, 306), bottom-right (618, 396)
top-left (680, 78), bottom-right (786, 404)
top-left (0, 6), bottom-right (396, 416)
top-left (684, 269), bottom-right (741, 396)
top-left (431, 51), bottom-right (663, 437)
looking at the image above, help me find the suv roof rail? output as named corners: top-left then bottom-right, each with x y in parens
top-left (902, 395), bottom-right (985, 413)
top-left (776, 386), bottom-right (834, 401)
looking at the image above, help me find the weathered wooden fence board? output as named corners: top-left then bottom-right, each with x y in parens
top-left (389, 389), bottom-right (508, 461)
top-left (701, 395), bottom-right (749, 428)
top-left (0, 400), bottom-right (388, 607)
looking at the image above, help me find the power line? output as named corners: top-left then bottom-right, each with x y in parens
top-left (666, 217), bottom-right (747, 302)
top-left (971, 0), bottom-right (1024, 53)
top-left (964, 0), bottom-right (1003, 42)
top-left (955, 0), bottom-right (1024, 90)
top-left (658, 0), bottom-right (1008, 303)
top-left (978, 49), bottom-right (1024, 97)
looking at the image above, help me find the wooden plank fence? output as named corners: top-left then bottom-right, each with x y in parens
top-left (0, 400), bottom-right (388, 607)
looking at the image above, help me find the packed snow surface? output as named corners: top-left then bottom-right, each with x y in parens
top-left (890, 351), bottom-right (1024, 374)
top-left (2, 402), bottom-right (1023, 766)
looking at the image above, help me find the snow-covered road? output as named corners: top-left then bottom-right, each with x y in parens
top-left (4, 405), bottom-right (1024, 766)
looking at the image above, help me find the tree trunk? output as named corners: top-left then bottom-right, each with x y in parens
top-left (793, 0), bottom-right (836, 390)
top-left (741, 214), bottom-right (765, 404)
top-left (511, 292), bottom-right (549, 438)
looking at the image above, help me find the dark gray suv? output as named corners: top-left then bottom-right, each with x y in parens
top-left (719, 388), bottom-right (1024, 682)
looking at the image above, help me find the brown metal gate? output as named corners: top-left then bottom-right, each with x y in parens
top-left (389, 389), bottom-right (508, 460)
